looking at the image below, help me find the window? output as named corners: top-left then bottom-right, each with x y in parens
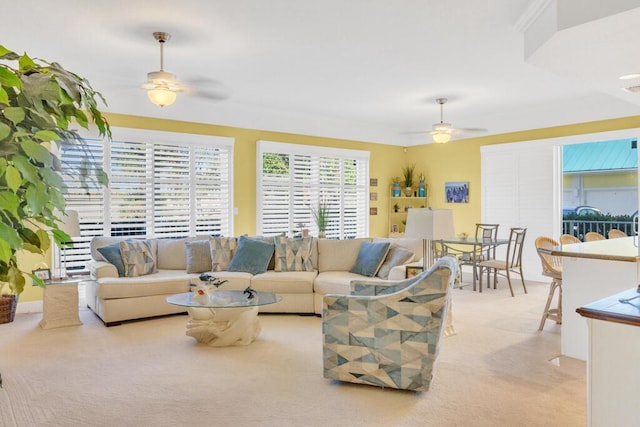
top-left (60, 128), bottom-right (234, 270)
top-left (257, 141), bottom-right (369, 239)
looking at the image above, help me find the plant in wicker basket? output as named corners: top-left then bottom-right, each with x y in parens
top-left (0, 44), bottom-right (110, 320)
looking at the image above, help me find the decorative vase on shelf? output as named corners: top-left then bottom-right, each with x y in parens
top-left (404, 187), bottom-right (413, 197)
top-left (318, 231), bottom-right (326, 239)
top-left (392, 182), bottom-right (401, 197)
top-left (418, 179), bottom-right (426, 197)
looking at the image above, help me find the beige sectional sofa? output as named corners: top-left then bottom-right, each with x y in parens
top-left (86, 235), bottom-right (422, 326)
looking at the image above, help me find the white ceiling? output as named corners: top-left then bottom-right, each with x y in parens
top-left (5, 0), bottom-right (640, 145)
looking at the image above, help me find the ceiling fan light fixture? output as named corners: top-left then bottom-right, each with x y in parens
top-left (147, 87), bottom-right (177, 107)
top-left (144, 32), bottom-right (182, 107)
top-left (144, 70), bottom-right (181, 107)
top-left (432, 132), bottom-right (451, 144)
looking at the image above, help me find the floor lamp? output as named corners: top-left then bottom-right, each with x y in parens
top-left (404, 208), bottom-right (455, 271)
top-left (57, 210), bottom-right (80, 279)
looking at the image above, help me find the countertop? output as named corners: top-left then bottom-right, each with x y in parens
top-left (577, 286), bottom-right (640, 327)
top-left (540, 236), bottom-right (640, 263)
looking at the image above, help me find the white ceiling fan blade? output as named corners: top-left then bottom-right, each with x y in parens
top-left (456, 127), bottom-right (489, 133)
top-left (181, 76), bottom-right (232, 101)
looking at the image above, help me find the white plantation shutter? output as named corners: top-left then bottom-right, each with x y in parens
top-left (257, 141), bottom-right (369, 239)
top-left (109, 139), bottom-right (150, 236)
top-left (154, 144), bottom-right (191, 236)
top-left (60, 129), bottom-right (234, 271)
top-left (59, 138), bottom-right (106, 271)
top-left (194, 145), bottom-right (231, 236)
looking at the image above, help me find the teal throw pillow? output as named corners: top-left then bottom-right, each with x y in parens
top-left (227, 236), bottom-right (275, 275)
top-left (97, 242), bottom-right (126, 277)
top-left (350, 241), bottom-right (391, 277)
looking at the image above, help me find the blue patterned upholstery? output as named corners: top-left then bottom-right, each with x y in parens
top-left (322, 256), bottom-right (458, 392)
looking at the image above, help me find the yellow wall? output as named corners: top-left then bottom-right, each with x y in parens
top-left (583, 172), bottom-right (638, 187)
top-left (16, 113), bottom-right (640, 302)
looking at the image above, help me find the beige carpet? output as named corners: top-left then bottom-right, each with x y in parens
top-left (0, 278), bottom-right (586, 427)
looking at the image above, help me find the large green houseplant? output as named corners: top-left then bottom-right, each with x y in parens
top-left (0, 44), bottom-right (110, 303)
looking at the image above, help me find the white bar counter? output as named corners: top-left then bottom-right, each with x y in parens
top-left (577, 287), bottom-right (640, 427)
top-left (542, 236), bottom-right (640, 360)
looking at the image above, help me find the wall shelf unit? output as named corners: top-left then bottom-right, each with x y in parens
top-left (388, 186), bottom-right (428, 237)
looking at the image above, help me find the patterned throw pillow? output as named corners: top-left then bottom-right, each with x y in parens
top-left (120, 240), bottom-right (156, 277)
top-left (210, 237), bottom-right (237, 272)
top-left (274, 236), bottom-right (313, 272)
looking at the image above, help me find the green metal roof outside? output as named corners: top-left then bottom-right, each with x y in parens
top-left (563, 139), bottom-right (638, 173)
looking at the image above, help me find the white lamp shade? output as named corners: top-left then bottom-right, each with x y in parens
top-left (57, 210), bottom-right (80, 238)
top-left (404, 208), bottom-right (455, 240)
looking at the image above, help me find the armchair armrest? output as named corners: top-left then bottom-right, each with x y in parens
top-left (86, 260), bottom-right (118, 279)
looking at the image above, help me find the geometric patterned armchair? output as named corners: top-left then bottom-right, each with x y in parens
top-left (322, 256), bottom-right (459, 392)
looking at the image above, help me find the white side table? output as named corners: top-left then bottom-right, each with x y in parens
top-left (40, 278), bottom-right (83, 329)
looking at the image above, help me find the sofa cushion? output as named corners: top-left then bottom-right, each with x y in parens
top-left (376, 244), bottom-right (414, 279)
top-left (210, 237), bottom-right (237, 272)
top-left (185, 240), bottom-right (213, 273)
top-left (95, 270), bottom-right (193, 299)
top-left (155, 237), bottom-right (200, 270)
top-left (274, 236), bottom-right (314, 272)
top-left (120, 240), bottom-right (156, 277)
top-left (96, 243), bottom-right (126, 277)
top-left (227, 236), bottom-right (275, 275)
top-left (317, 238), bottom-right (371, 272)
top-left (314, 271), bottom-right (384, 296)
top-left (350, 241), bottom-right (391, 277)
top-left (251, 270), bottom-right (317, 293)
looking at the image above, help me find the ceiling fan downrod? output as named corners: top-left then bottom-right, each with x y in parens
top-left (153, 32), bottom-right (171, 71)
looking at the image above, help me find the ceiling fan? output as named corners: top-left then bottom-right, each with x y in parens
top-left (142, 32), bottom-right (230, 107)
top-left (426, 98), bottom-right (487, 143)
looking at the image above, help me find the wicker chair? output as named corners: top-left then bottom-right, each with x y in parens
top-left (585, 232), bottom-right (606, 242)
top-left (608, 229), bottom-right (627, 239)
top-left (322, 257), bottom-right (458, 391)
top-left (559, 234), bottom-right (581, 244)
top-left (478, 227), bottom-right (527, 297)
top-left (534, 236), bottom-right (563, 331)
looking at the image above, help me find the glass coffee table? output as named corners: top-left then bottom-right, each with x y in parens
top-left (166, 290), bottom-right (282, 347)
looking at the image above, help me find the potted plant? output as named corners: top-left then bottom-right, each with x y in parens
top-left (391, 176), bottom-right (401, 197)
top-left (418, 172), bottom-right (426, 197)
top-left (310, 201), bottom-right (329, 238)
top-left (402, 164), bottom-right (416, 196)
top-left (0, 44), bottom-right (110, 322)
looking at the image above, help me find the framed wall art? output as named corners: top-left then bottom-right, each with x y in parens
top-left (445, 181), bottom-right (469, 203)
top-left (33, 268), bottom-right (52, 283)
top-left (405, 265), bottom-right (424, 278)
